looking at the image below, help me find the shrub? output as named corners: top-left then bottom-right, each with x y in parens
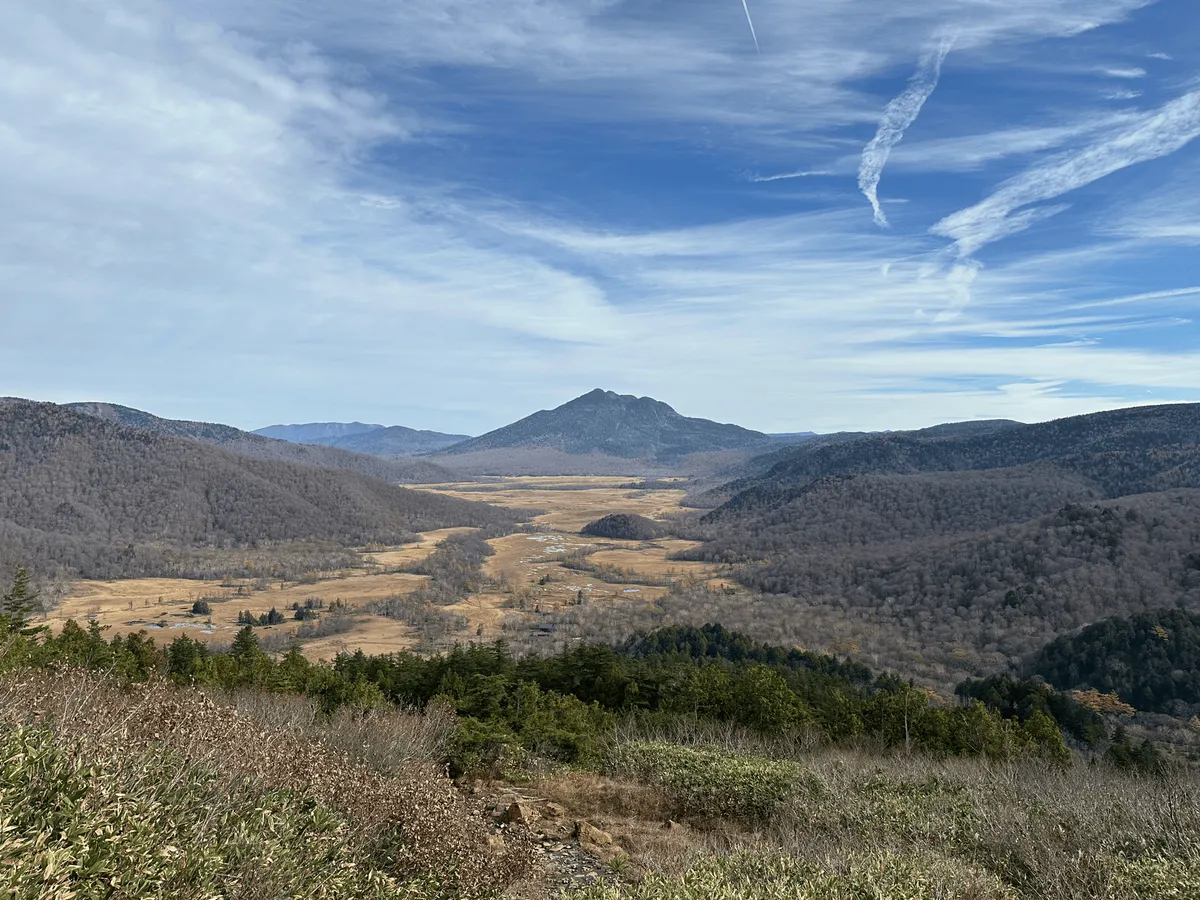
top-left (190, 599), bottom-right (211, 616)
top-left (441, 678), bottom-right (614, 775)
top-left (229, 692), bottom-right (458, 776)
top-left (0, 669), bottom-right (535, 895)
top-left (0, 725), bottom-right (430, 900)
top-left (563, 851), bottom-right (1019, 900)
top-left (451, 716), bottom-right (527, 779)
top-left (1105, 726), bottom-right (1165, 775)
top-left (609, 741), bottom-right (808, 822)
top-left (236, 607), bottom-right (286, 627)
top-left (1102, 854), bottom-right (1200, 898)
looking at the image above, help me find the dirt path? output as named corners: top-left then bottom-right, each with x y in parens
top-left (478, 788), bottom-right (620, 897)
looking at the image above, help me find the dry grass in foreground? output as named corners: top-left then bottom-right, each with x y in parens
top-left (0, 668), bottom-right (536, 899)
top-left (534, 734), bottom-right (1200, 900)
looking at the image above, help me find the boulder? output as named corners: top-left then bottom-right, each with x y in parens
top-left (574, 821), bottom-right (612, 847)
top-left (506, 800), bottom-right (540, 826)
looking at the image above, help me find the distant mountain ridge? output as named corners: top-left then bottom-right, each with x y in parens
top-left (322, 426), bottom-right (472, 456)
top-left (689, 418), bottom-right (1023, 507)
top-left (254, 421), bottom-right (471, 457)
top-left (65, 403), bottom-right (454, 484)
top-left (438, 389), bottom-right (772, 462)
top-left (254, 422), bottom-right (384, 443)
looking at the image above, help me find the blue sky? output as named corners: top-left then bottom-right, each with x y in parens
top-left (1, 0), bottom-right (1198, 435)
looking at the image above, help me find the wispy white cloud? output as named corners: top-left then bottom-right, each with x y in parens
top-left (1106, 169), bottom-right (1200, 243)
top-left (932, 87), bottom-right (1200, 259)
top-left (858, 37), bottom-right (954, 227)
top-left (1102, 66), bottom-right (1147, 78)
top-left (0, 0), bottom-right (628, 429)
top-left (166, 0), bottom-right (1155, 140)
top-left (885, 116), bottom-right (1137, 172)
top-left (1, 0), bottom-right (1194, 434)
top-left (468, 198), bottom-right (1198, 424)
top-left (1064, 285), bottom-right (1200, 310)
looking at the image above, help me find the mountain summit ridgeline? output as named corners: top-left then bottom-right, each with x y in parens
top-left (439, 389), bottom-right (772, 462)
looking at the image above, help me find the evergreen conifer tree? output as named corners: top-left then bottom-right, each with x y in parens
top-left (1, 566), bottom-right (43, 636)
top-left (230, 625), bottom-right (261, 662)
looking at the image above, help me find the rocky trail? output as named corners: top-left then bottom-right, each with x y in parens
top-left (475, 787), bottom-right (626, 896)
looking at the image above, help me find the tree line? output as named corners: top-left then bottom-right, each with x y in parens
top-left (8, 585), bottom-right (1158, 776)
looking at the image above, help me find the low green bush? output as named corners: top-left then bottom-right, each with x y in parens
top-left (1103, 853), bottom-right (1200, 899)
top-left (563, 851), bottom-right (1019, 900)
top-left (451, 716), bottom-right (528, 779)
top-left (564, 849), bottom-right (1200, 900)
top-left (0, 724), bottom-right (438, 900)
top-left (814, 773), bottom-right (976, 847)
top-left (608, 741), bottom-right (809, 821)
top-left (440, 676), bottom-right (614, 775)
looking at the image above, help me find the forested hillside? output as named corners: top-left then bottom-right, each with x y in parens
top-left (1028, 608), bottom-right (1200, 716)
top-left (676, 403), bottom-right (1200, 679)
top-left (714, 403), bottom-right (1200, 507)
top-left (0, 401), bottom-right (513, 580)
top-left (689, 418), bottom-right (1025, 507)
top-left (694, 465), bottom-right (1105, 549)
top-left (581, 513), bottom-right (664, 541)
top-left (67, 402), bottom-right (455, 483)
top-left (728, 494), bottom-right (1200, 671)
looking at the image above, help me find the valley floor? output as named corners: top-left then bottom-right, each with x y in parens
top-left (45, 476), bottom-right (731, 658)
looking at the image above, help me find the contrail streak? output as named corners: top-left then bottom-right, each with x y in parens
top-left (739, 0), bottom-right (760, 54)
top-left (749, 170), bottom-right (831, 182)
top-left (858, 37), bottom-right (954, 227)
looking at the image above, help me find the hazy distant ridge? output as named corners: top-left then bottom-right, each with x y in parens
top-left (66, 403), bottom-right (454, 483)
top-left (255, 422), bottom-right (471, 456)
top-left (253, 422), bottom-right (384, 443)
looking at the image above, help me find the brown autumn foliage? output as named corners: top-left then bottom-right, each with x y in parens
top-left (1069, 689), bottom-right (1137, 716)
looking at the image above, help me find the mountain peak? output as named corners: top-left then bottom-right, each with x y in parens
top-left (565, 389), bottom-right (678, 413)
top-left (571, 388), bottom-right (631, 403)
top-left (439, 390), bottom-right (767, 461)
